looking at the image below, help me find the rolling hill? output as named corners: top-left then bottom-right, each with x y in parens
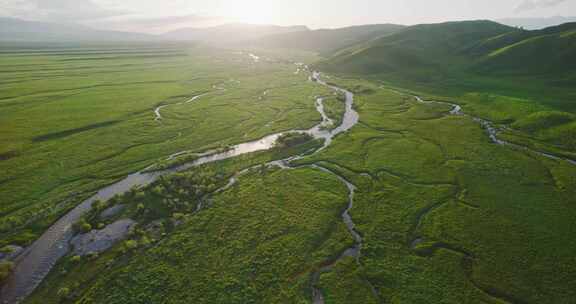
top-left (256, 24), bottom-right (405, 54)
top-left (317, 20), bottom-right (576, 151)
top-left (472, 22), bottom-right (576, 75)
top-left (316, 20), bottom-right (514, 76)
top-left (318, 20), bottom-right (576, 78)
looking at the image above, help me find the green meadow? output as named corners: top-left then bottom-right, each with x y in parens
top-left (12, 54), bottom-right (576, 303)
top-left (0, 44), bottom-right (329, 246)
top-left (0, 23), bottom-right (575, 303)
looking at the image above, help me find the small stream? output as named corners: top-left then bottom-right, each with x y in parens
top-left (413, 96), bottom-right (576, 166)
top-left (0, 59), bottom-right (360, 304)
top-left (154, 94), bottom-right (206, 122)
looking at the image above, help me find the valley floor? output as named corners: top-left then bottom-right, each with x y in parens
top-left (0, 45), bottom-right (575, 304)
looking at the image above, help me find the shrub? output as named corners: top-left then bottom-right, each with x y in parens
top-left (70, 255), bottom-right (81, 263)
top-left (275, 133), bottom-right (313, 148)
top-left (124, 240), bottom-right (138, 251)
top-left (0, 246), bottom-right (15, 254)
top-left (81, 223), bottom-right (92, 233)
top-left (512, 111), bottom-right (574, 133)
top-left (91, 200), bottom-right (105, 212)
top-left (57, 287), bottom-right (71, 300)
top-left (0, 261), bottom-right (14, 282)
top-left (172, 213), bottom-right (185, 220)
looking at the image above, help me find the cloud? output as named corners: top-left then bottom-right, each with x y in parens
top-left (515, 0), bottom-right (569, 12)
top-left (0, 0), bottom-right (127, 21)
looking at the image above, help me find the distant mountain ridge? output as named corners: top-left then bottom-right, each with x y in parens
top-left (0, 17), bottom-right (156, 42)
top-left (0, 17), bottom-right (308, 44)
top-left (256, 24), bottom-right (405, 54)
top-left (162, 23), bottom-right (310, 44)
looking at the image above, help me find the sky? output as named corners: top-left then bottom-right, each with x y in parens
top-left (0, 0), bottom-right (575, 32)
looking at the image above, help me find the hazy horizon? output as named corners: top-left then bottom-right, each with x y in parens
top-left (1, 0), bottom-right (575, 33)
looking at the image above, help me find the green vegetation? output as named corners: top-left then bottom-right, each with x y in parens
top-left (21, 70), bottom-right (576, 304)
top-left (275, 132), bottom-right (314, 148)
top-left (322, 92), bottom-right (347, 128)
top-left (3, 21), bottom-right (576, 303)
top-left (318, 21), bottom-right (576, 153)
top-left (24, 147), bottom-right (354, 303)
top-left (296, 78), bottom-right (576, 303)
top-left (257, 24), bottom-right (405, 55)
top-left (0, 261), bottom-right (13, 282)
top-left (0, 44), bottom-right (329, 246)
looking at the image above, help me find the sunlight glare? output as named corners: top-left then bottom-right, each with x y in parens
top-left (217, 0), bottom-right (279, 24)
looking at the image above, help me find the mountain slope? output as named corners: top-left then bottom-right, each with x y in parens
top-left (162, 23), bottom-right (309, 43)
top-left (317, 20), bottom-right (514, 76)
top-left (257, 24), bottom-right (405, 54)
top-left (0, 17), bottom-right (155, 42)
top-left (473, 23), bottom-right (576, 75)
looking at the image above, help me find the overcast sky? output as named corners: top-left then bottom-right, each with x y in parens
top-left (0, 0), bottom-right (575, 31)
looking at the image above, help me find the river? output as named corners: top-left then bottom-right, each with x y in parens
top-left (0, 59), bottom-right (360, 304)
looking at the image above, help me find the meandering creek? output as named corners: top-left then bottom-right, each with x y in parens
top-left (414, 96), bottom-right (576, 166)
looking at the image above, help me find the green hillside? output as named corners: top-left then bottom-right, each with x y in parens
top-left (318, 20), bottom-right (576, 80)
top-left (257, 24), bottom-right (405, 54)
top-left (317, 20), bottom-right (513, 75)
top-left (474, 23), bottom-right (576, 75)
top-left (317, 20), bottom-right (576, 151)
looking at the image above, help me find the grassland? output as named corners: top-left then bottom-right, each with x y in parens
top-left (0, 44), bottom-right (329, 246)
top-left (24, 147), bottom-right (354, 304)
top-left (15, 69), bottom-right (576, 304)
top-left (298, 78), bottom-right (576, 303)
top-left (2, 43), bottom-right (575, 304)
top-left (317, 21), bottom-right (576, 154)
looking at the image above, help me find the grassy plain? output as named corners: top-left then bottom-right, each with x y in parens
top-left (19, 71), bottom-right (576, 304)
top-left (24, 146), bottom-right (353, 304)
top-left (299, 78), bottom-right (576, 303)
top-left (0, 44), bottom-right (328, 246)
top-left (317, 21), bottom-right (576, 154)
top-left (3, 43), bottom-right (575, 304)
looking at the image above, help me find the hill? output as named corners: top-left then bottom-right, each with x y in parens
top-left (317, 20), bottom-right (576, 151)
top-left (472, 23), bottom-right (576, 75)
top-left (317, 20), bottom-right (514, 76)
top-left (318, 20), bottom-right (576, 79)
top-left (0, 17), bottom-right (156, 42)
top-left (162, 23), bottom-right (309, 44)
top-left (256, 24), bottom-right (405, 54)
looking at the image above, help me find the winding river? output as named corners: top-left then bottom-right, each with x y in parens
top-left (3, 54), bottom-right (570, 304)
top-left (0, 60), bottom-right (359, 303)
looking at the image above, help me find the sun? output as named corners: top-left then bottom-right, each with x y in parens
top-left (217, 0), bottom-right (279, 24)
